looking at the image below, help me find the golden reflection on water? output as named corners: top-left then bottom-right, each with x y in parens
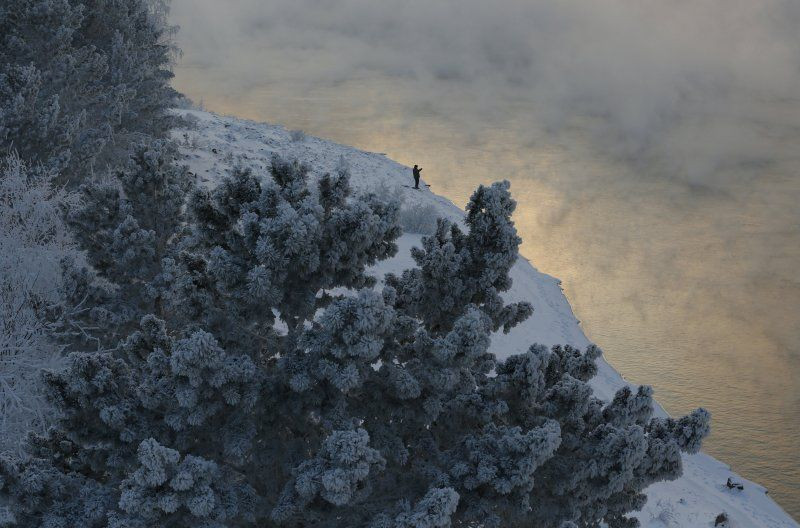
top-left (174, 73), bottom-right (800, 517)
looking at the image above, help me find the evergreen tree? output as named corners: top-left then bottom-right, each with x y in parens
top-left (0, 0), bottom-right (101, 178)
top-left (65, 139), bottom-right (190, 349)
top-left (164, 156), bottom-right (401, 351)
top-left (73, 0), bottom-right (180, 167)
top-left (0, 0), bottom-right (179, 186)
top-left (0, 0), bottom-right (180, 478)
top-left (386, 181), bottom-right (533, 334)
top-left (0, 172), bottom-right (710, 527)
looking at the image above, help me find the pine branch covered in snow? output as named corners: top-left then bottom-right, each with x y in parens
top-left (386, 180), bottom-right (534, 334)
top-left (165, 156), bottom-right (401, 353)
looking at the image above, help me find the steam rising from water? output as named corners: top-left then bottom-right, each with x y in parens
top-left (170, 0), bottom-right (800, 516)
top-left (173, 0), bottom-right (800, 185)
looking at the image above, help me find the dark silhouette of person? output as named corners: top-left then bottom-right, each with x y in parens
top-left (412, 164), bottom-right (422, 189)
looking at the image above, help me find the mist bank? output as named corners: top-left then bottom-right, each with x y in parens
top-left (172, 0), bottom-right (800, 188)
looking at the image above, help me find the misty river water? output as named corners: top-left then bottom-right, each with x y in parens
top-left (171, 70), bottom-right (800, 519)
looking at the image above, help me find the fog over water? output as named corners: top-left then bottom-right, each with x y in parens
top-left (170, 0), bottom-right (800, 517)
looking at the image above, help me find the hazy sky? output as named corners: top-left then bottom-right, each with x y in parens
top-left (171, 0), bottom-right (800, 188)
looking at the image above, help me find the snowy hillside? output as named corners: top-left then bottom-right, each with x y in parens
top-left (174, 109), bottom-right (798, 528)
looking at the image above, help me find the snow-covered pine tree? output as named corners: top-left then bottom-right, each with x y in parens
top-left (164, 156), bottom-right (401, 352)
top-left (0, 0), bottom-right (179, 186)
top-left (488, 344), bottom-right (710, 528)
top-left (0, 0), bottom-right (180, 484)
top-left (0, 0), bottom-right (102, 179)
top-left (73, 0), bottom-right (180, 168)
top-left (386, 181), bottom-right (534, 334)
top-left (0, 171), bottom-right (709, 527)
top-left (274, 181), bottom-right (709, 527)
top-left (65, 139), bottom-right (190, 349)
top-left (0, 157), bottom-right (403, 526)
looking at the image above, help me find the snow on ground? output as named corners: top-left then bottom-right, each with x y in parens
top-left (174, 109), bottom-right (798, 528)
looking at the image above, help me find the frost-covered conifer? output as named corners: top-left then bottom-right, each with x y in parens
top-left (275, 183), bottom-right (709, 527)
top-left (487, 343), bottom-right (710, 527)
top-left (73, 0), bottom-right (180, 166)
top-left (0, 0), bottom-right (179, 185)
top-left (114, 438), bottom-right (254, 528)
top-left (66, 140), bottom-right (190, 346)
top-left (0, 157), bottom-right (403, 527)
top-left (0, 172), bottom-right (709, 528)
top-left (169, 156), bottom-right (401, 351)
top-left (0, 0), bottom-right (99, 178)
top-left (386, 180), bottom-right (533, 334)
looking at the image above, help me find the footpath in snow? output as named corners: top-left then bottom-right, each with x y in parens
top-left (174, 109), bottom-right (798, 528)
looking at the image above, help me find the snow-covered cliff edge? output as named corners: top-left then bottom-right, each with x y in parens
top-left (174, 109), bottom-right (798, 528)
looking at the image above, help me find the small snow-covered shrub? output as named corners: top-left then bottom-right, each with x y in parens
top-left (651, 500), bottom-right (676, 526)
top-left (181, 132), bottom-right (201, 149)
top-left (368, 178), bottom-right (404, 205)
top-left (0, 155), bottom-right (77, 453)
top-left (398, 202), bottom-right (440, 235)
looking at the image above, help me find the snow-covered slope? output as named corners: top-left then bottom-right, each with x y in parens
top-left (174, 109), bottom-right (798, 528)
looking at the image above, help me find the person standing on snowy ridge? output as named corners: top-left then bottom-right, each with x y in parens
top-left (412, 164), bottom-right (422, 189)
